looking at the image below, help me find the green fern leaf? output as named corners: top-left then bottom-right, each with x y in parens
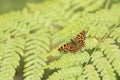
top-left (92, 51), bottom-right (116, 80)
top-left (83, 65), bottom-right (100, 80)
top-left (0, 43), bottom-right (20, 80)
top-left (46, 51), bottom-right (89, 69)
top-left (47, 66), bottom-right (83, 80)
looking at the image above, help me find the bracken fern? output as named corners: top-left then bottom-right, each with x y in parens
top-left (0, 0), bottom-right (120, 80)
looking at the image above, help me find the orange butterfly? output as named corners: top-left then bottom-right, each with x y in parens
top-left (58, 31), bottom-right (86, 53)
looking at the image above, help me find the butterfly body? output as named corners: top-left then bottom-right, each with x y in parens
top-left (58, 31), bottom-right (86, 53)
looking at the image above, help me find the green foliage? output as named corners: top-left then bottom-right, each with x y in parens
top-left (47, 66), bottom-right (83, 80)
top-left (0, 0), bottom-right (120, 80)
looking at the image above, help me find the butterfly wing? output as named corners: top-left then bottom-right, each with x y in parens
top-left (78, 40), bottom-right (85, 48)
top-left (75, 31), bottom-right (86, 41)
top-left (58, 42), bottom-right (71, 52)
top-left (58, 39), bottom-right (78, 53)
top-left (74, 31), bottom-right (86, 50)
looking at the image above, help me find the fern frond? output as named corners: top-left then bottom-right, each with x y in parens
top-left (24, 34), bottom-right (48, 80)
top-left (46, 51), bottom-right (89, 69)
top-left (112, 55), bottom-right (120, 75)
top-left (110, 27), bottom-right (120, 42)
top-left (84, 65), bottom-right (100, 80)
top-left (92, 51), bottom-right (116, 80)
top-left (99, 38), bottom-right (120, 76)
top-left (85, 37), bottom-right (98, 49)
top-left (0, 42), bottom-right (20, 80)
top-left (47, 66), bottom-right (84, 80)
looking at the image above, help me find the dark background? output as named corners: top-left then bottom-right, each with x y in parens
top-left (0, 0), bottom-right (44, 14)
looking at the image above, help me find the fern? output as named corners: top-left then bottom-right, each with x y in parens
top-left (0, 0), bottom-right (120, 80)
top-left (47, 66), bottom-right (84, 80)
top-left (23, 34), bottom-right (47, 80)
top-left (83, 65), bottom-right (100, 80)
top-left (0, 39), bottom-right (21, 80)
top-left (46, 51), bottom-right (89, 69)
top-left (92, 51), bottom-right (116, 80)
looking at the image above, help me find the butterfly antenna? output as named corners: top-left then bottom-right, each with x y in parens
top-left (70, 39), bottom-right (74, 42)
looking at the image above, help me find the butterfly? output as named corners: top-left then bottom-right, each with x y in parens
top-left (58, 31), bottom-right (86, 53)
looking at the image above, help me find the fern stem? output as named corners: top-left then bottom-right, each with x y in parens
top-left (104, 0), bottom-right (112, 9)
